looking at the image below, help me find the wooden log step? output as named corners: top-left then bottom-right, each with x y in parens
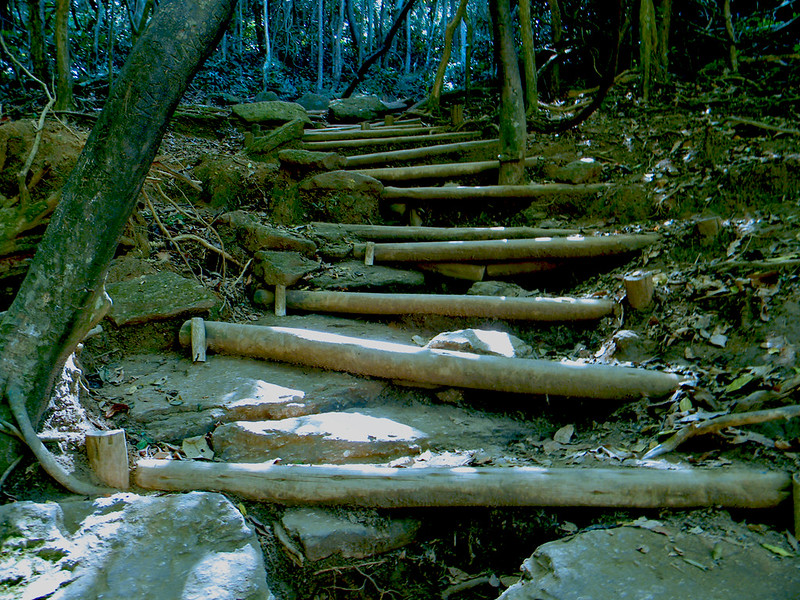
top-left (352, 234), bottom-right (659, 263)
top-left (252, 290), bottom-right (615, 321)
top-left (310, 222), bottom-right (582, 241)
top-left (344, 139), bottom-right (498, 168)
top-left (354, 156), bottom-right (544, 183)
top-left (302, 131), bottom-right (480, 151)
top-left (303, 126), bottom-right (445, 141)
top-left (179, 319), bottom-right (682, 400)
top-left (381, 183), bottom-right (610, 201)
top-left (135, 460), bottom-right (791, 509)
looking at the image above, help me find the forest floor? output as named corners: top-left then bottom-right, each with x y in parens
top-left (3, 61), bottom-right (800, 599)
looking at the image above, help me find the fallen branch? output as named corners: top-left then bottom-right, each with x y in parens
top-left (171, 234), bottom-right (243, 267)
top-left (180, 319), bottom-right (681, 400)
top-left (725, 116), bottom-right (800, 137)
top-left (643, 404), bottom-right (800, 460)
top-left (135, 460), bottom-right (790, 509)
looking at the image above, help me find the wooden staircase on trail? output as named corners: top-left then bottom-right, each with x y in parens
top-left (120, 116), bottom-right (791, 515)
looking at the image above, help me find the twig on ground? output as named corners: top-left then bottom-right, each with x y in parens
top-left (643, 404), bottom-right (800, 459)
top-left (142, 189), bottom-right (196, 278)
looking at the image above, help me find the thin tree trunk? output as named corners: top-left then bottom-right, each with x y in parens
top-left (341, 0), bottom-right (417, 98)
top-left (316, 0), bottom-right (324, 91)
top-left (428, 0), bottom-right (467, 110)
top-left (405, 6), bottom-right (411, 73)
top-left (27, 0), bottom-right (49, 83)
top-left (519, 0), bottom-right (538, 117)
top-left (54, 0), bottom-right (73, 110)
top-left (546, 0), bottom-right (561, 97)
top-left (639, 0), bottom-right (657, 101)
top-left (263, 0), bottom-right (272, 85)
top-left (332, 0), bottom-right (345, 87)
top-left (107, 0), bottom-right (114, 93)
top-left (491, 0), bottom-right (526, 185)
top-left (366, 0), bottom-right (373, 53)
top-left (656, 0), bottom-right (671, 80)
top-left (722, 0), bottom-right (737, 72)
top-left (0, 0), bottom-right (237, 493)
top-left (345, 0), bottom-right (362, 66)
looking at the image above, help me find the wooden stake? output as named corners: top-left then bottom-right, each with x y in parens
top-left (451, 104), bottom-right (464, 126)
top-left (86, 429), bottom-right (129, 489)
top-left (190, 316), bottom-right (206, 362)
top-left (364, 241), bottom-right (375, 266)
top-left (178, 320), bottom-right (682, 400)
top-left (275, 284), bottom-right (287, 316)
top-left (384, 115), bottom-right (395, 126)
top-left (353, 234), bottom-right (658, 263)
top-left (794, 472), bottom-right (800, 540)
top-left (255, 290), bottom-right (615, 321)
top-left (696, 216), bottom-right (722, 242)
top-left (135, 460), bottom-right (791, 509)
top-left (360, 122), bottom-right (371, 130)
top-left (624, 271), bottom-right (655, 310)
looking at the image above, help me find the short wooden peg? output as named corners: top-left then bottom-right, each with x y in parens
top-left (275, 284), bottom-right (287, 316)
top-left (364, 242), bottom-right (376, 266)
top-left (190, 316), bottom-right (206, 362)
top-left (86, 429), bottom-right (129, 489)
top-left (624, 271), bottom-right (654, 310)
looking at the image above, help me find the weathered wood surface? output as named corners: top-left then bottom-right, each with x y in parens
top-left (381, 183), bottom-right (610, 201)
top-left (303, 131), bottom-right (479, 150)
top-left (344, 139), bottom-right (498, 167)
top-left (135, 460), bottom-right (791, 509)
top-left (311, 222), bottom-right (582, 241)
top-left (355, 156), bottom-right (544, 182)
top-left (180, 319), bottom-right (682, 400)
top-left (352, 234), bottom-right (658, 263)
top-left (302, 126), bottom-right (446, 141)
top-left (254, 290), bottom-right (615, 321)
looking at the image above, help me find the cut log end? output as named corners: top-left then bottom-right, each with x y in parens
top-left (624, 271), bottom-right (654, 310)
top-left (85, 429), bottom-right (129, 489)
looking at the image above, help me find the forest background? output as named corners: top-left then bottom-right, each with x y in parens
top-left (0, 0), bottom-right (798, 116)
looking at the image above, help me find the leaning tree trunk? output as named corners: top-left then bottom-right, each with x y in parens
top-left (428, 0), bottom-right (468, 111)
top-left (0, 0), bottom-right (237, 493)
top-left (490, 0), bottom-right (527, 185)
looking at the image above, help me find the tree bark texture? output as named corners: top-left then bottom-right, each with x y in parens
top-left (656, 0), bottom-right (672, 81)
top-left (639, 0), bottom-right (658, 101)
top-left (0, 0), bottom-right (237, 491)
top-left (546, 0), bottom-right (562, 96)
top-left (490, 0), bottom-right (527, 185)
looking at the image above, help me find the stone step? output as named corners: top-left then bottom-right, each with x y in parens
top-left (212, 411), bottom-right (428, 463)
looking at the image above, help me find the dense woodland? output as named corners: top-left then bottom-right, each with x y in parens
top-left (0, 0), bottom-right (797, 114)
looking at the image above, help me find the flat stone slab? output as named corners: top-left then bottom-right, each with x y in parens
top-left (232, 100), bottom-right (311, 125)
top-left (253, 249), bottom-right (320, 286)
top-left (308, 260), bottom-right (426, 292)
top-left (219, 210), bottom-right (317, 256)
top-left (106, 271), bottom-right (220, 326)
top-left (280, 507), bottom-right (420, 561)
top-left (213, 411), bottom-right (428, 463)
top-left (0, 492), bottom-right (270, 600)
top-left (498, 520), bottom-right (800, 600)
top-left (95, 353), bottom-right (386, 442)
